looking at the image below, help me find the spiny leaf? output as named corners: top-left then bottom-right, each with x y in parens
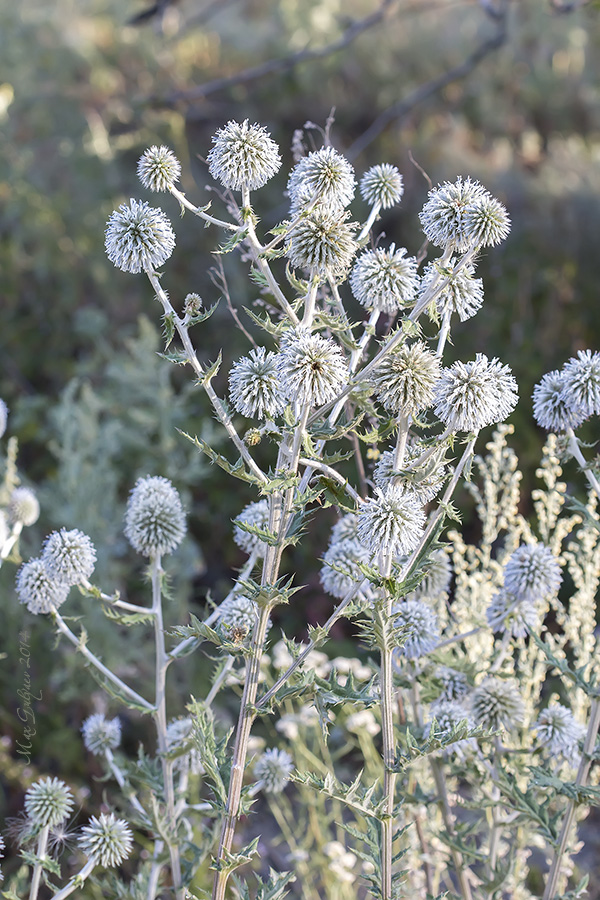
top-left (186, 300), bottom-right (220, 327)
top-left (215, 227), bottom-right (249, 255)
top-left (180, 432), bottom-right (261, 485)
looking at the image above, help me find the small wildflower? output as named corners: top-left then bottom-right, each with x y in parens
top-left (369, 340), bottom-right (441, 416)
top-left (535, 704), bottom-right (585, 763)
top-left (233, 499), bottom-right (270, 556)
top-left (503, 543), bottom-right (562, 602)
top-left (254, 748), bottom-right (294, 793)
top-left (420, 258), bottom-right (484, 322)
top-left (218, 594), bottom-right (259, 637)
top-left (486, 589), bottom-right (538, 638)
top-left (137, 146), bottom-right (181, 192)
top-left (277, 329), bottom-right (347, 407)
top-left (392, 598), bottom-right (440, 658)
top-left (287, 146), bottom-right (355, 214)
top-left (350, 246), bottom-right (418, 314)
top-left (183, 292), bottom-right (203, 318)
top-left (472, 676), bottom-right (525, 731)
top-left (413, 549), bottom-right (453, 597)
top-left (42, 528), bottom-right (97, 586)
top-left (561, 350), bottom-right (600, 418)
top-left (358, 485), bottom-right (425, 557)
top-left (207, 119), bottom-right (281, 191)
top-left (16, 558), bottom-right (70, 615)
top-left (323, 841), bottom-right (358, 884)
top-left (287, 210), bottom-right (358, 278)
top-left (434, 354), bottom-right (518, 432)
top-left (124, 476), bottom-right (186, 557)
top-left (25, 778), bottom-right (74, 828)
top-left (360, 164), bottom-right (404, 209)
top-left (0, 399), bottom-right (8, 438)
top-left (82, 714), bottom-right (121, 756)
top-left (346, 708), bottom-right (380, 736)
top-left (436, 666), bottom-right (470, 702)
top-left (532, 369), bottom-right (587, 432)
top-left (9, 487), bottom-right (40, 526)
top-left (320, 538), bottom-right (371, 599)
top-left (105, 199), bottom-right (175, 274)
top-left (229, 347), bottom-right (286, 420)
top-left (78, 813), bottom-right (133, 867)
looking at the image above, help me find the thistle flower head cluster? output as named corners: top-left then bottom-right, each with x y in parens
top-left (320, 537), bottom-right (371, 599)
top-left (218, 593), bottom-right (259, 637)
top-left (78, 812), bottom-right (133, 866)
top-left (16, 558), bottom-right (70, 615)
top-left (561, 350), bottom-right (600, 417)
top-left (360, 164), bottom-right (404, 209)
top-left (82, 714), bottom-right (121, 755)
top-left (208, 119), bottom-right (281, 191)
top-left (503, 542), bottom-right (562, 602)
top-left (105, 199), bottom-right (175, 274)
top-left (419, 176), bottom-right (510, 251)
top-left (533, 350), bottom-right (600, 431)
top-left (472, 676), bottom-right (525, 731)
top-left (254, 747), bottom-right (294, 793)
top-left (436, 665), bottom-right (471, 702)
top-left (434, 354), bottom-right (518, 432)
top-left (277, 328), bottom-right (348, 407)
top-left (392, 598), bottom-right (440, 658)
top-left (42, 528), bottom-right (96, 586)
top-left (137, 146), bottom-right (181, 192)
top-left (24, 777), bottom-right (74, 828)
top-left (369, 340), bottom-right (441, 416)
top-left (358, 484), bottom-right (425, 557)
top-left (486, 588), bottom-right (538, 638)
top-left (229, 347), bottom-right (286, 420)
top-left (124, 475), bottom-right (186, 557)
top-left (233, 499), bottom-right (270, 556)
top-left (373, 443), bottom-right (446, 504)
top-left (9, 487), bottom-right (40, 526)
top-left (350, 246), bottom-right (418, 314)
top-left (287, 146), bottom-right (355, 214)
top-left (535, 704), bottom-right (585, 763)
top-left (420, 258), bottom-right (484, 322)
top-left (287, 210), bottom-right (358, 277)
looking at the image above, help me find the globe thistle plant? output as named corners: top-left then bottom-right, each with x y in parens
top-left (369, 340), bottom-right (441, 416)
top-left (419, 176), bottom-right (489, 251)
top-left (373, 444), bottom-right (446, 504)
top-left (561, 349), bottom-right (600, 418)
top-left (320, 538), bottom-right (372, 599)
top-left (9, 487), bottom-right (40, 526)
top-left (486, 589), bottom-right (538, 638)
top-left (330, 512), bottom-right (360, 545)
top-left (358, 485), bottom-right (426, 557)
top-left (436, 665), bottom-right (471, 702)
top-left (503, 542), bottom-right (562, 602)
top-left (207, 119), bottom-right (281, 192)
top-left (137, 146), bottom-right (182, 193)
top-left (277, 329), bottom-right (348, 407)
top-left (532, 369), bottom-right (588, 432)
top-left (287, 210), bottom-right (358, 278)
top-left (82, 714), bottom-right (122, 756)
top-left (471, 676), bottom-right (525, 731)
top-left (218, 593), bottom-right (259, 636)
top-left (287, 146), bottom-right (355, 214)
top-left (392, 598), bottom-right (440, 659)
top-left (360, 164), bottom-right (404, 209)
top-left (124, 475), bottom-right (186, 557)
top-left (229, 347), bottom-right (286, 420)
top-left (42, 528), bottom-right (97, 586)
top-left (535, 704), bottom-right (585, 762)
top-left (105, 199), bottom-right (175, 274)
top-left (16, 558), bottom-right (70, 615)
top-left (349, 246), bottom-right (418, 314)
top-left (24, 778), bottom-right (74, 829)
top-left (78, 813), bottom-right (133, 867)
top-left (434, 354), bottom-right (518, 433)
top-left (254, 748), bottom-right (294, 793)
top-left (420, 258), bottom-right (484, 322)
top-left (233, 499), bottom-right (270, 556)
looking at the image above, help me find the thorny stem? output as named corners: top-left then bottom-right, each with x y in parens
top-left (436, 309), bottom-right (451, 358)
top-left (81, 579), bottom-right (152, 615)
top-left (430, 758), bottom-right (474, 900)
top-left (0, 520), bottom-right (23, 563)
top-left (379, 547), bottom-right (397, 900)
top-left (301, 272), bottom-right (320, 327)
top-left (29, 825), bottom-right (49, 900)
top-left (50, 858), bottom-right (96, 900)
top-left (486, 736), bottom-right (504, 894)
top-left (567, 429), bottom-right (600, 500)
top-left (169, 185), bottom-right (240, 232)
top-left (298, 456), bottom-right (363, 505)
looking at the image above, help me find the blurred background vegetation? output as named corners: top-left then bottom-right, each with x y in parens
top-left (2, 0), bottom-right (600, 889)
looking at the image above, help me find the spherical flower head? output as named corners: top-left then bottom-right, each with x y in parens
top-left (25, 777), bottom-right (74, 828)
top-left (532, 369), bottom-right (587, 432)
top-left (16, 558), bottom-right (70, 615)
top-left (254, 748), bottom-right (294, 793)
top-left (420, 258), bottom-right (484, 322)
top-left (434, 354), bottom-right (518, 432)
top-left (42, 528), bottom-right (96, 586)
top-left (82, 714), bottom-right (121, 755)
top-left (472, 676), bottom-right (525, 731)
top-left (320, 538), bottom-right (371, 599)
top-left (349, 246), bottom-right (418, 314)
top-left (287, 146), bottom-right (355, 214)
top-left (78, 813), bottom-right (133, 867)
top-left (373, 443), bottom-right (445, 505)
top-left (9, 487), bottom-right (40, 526)
top-left (218, 593), bottom-right (259, 637)
top-left (137, 145), bottom-right (181, 192)
top-left (413, 549), bottom-right (453, 598)
top-left (105, 199), bottom-right (175, 274)
top-left (0, 398), bottom-right (7, 438)
top-left (358, 485), bottom-right (425, 557)
top-left (486, 589), bottom-right (538, 638)
top-left (463, 194), bottom-right (511, 248)
top-left (166, 717), bottom-right (203, 776)
top-left (330, 512), bottom-right (360, 545)
top-left (503, 542), bottom-right (562, 602)
top-left (561, 350), bottom-right (600, 418)
top-left (233, 499), bottom-right (270, 556)
top-left (369, 340), bottom-right (441, 417)
top-left (360, 164), bottom-right (404, 209)
top-left (183, 292), bottom-right (203, 318)
top-left (436, 666), bottom-right (470, 702)
top-left (207, 119), bottom-right (281, 191)
top-left (229, 347), bottom-right (286, 420)
top-left (535, 704), bottom-right (585, 761)
top-left (277, 329), bottom-right (347, 408)
top-left (124, 475), bottom-right (186, 557)
top-left (392, 598), bottom-right (439, 658)
top-left (419, 177), bottom-right (489, 251)
top-left (426, 700), bottom-right (475, 748)
top-left (287, 210), bottom-right (358, 278)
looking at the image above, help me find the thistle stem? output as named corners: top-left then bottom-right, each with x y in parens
top-left (567, 429), bottom-right (600, 500)
top-left (29, 825), bottom-right (49, 900)
top-left (169, 185), bottom-right (240, 232)
top-left (50, 858), bottom-right (96, 900)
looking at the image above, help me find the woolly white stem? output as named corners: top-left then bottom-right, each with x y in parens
top-left (29, 826), bottom-right (49, 900)
top-left (50, 858), bottom-right (96, 900)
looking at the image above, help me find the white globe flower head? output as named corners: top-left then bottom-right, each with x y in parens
top-left (287, 210), bottom-right (358, 278)
top-left (392, 598), bottom-right (440, 659)
top-left (535, 704), bottom-right (585, 763)
top-left (360, 164), bottom-right (404, 209)
top-left (218, 593), bottom-right (259, 637)
top-left (16, 558), bottom-right (70, 615)
top-left (9, 487), bottom-right (40, 526)
top-left (228, 347), bottom-right (286, 420)
top-left (434, 354), bottom-right (518, 433)
top-left (532, 369), bottom-right (588, 432)
top-left (137, 145), bottom-right (181, 192)
top-left (420, 258), bottom-right (484, 322)
top-left (358, 484), bottom-right (425, 558)
top-left (561, 349), bottom-right (600, 418)
top-left (277, 328), bottom-right (348, 408)
top-left (105, 199), bottom-right (175, 274)
top-left (323, 841), bottom-right (358, 884)
top-left (124, 475), bottom-right (186, 557)
top-left (419, 176), bottom-right (510, 252)
top-left (369, 340), bottom-right (441, 417)
top-left (207, 119), bottom-right (281, 191)
top-left (472, 676), bottom-right (525, 731)
top-left (436, 665), bottom-right (470, 702)
top-left (320, 538), bottom-right (372, 599)
top-left (25, 777), bottom-right (74, 829)
top-left (503, 542), bottom-right (562, 602)
top-left (462, 194), bottom-right (511, 248)
top-left (329, 512), bottom-right (360, 545)
top-left (0, 398), bottom-right (8, 438)
top-left (345, 708), bottom-right (380, 737)
top-left (349, 246), bottom-right (418, 314)
top-left (426, 700), bottom-right (476, 756)
top-left (412, 548), bottom-right (453, 598)
top-left (254, 748), bottom-right (294, 793)
top-left (233, 499), bottom-right (270, 556)
top-left (486, 589), bottom-right (538, 638)
top-left (287, 146), bottom-right (355, 214)
top-left (82, 714), bottom-right (122, 756)
top-left (42, 528), bottom-right (97, 586)
top-left (78, 813), bottom-right (133, 867)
